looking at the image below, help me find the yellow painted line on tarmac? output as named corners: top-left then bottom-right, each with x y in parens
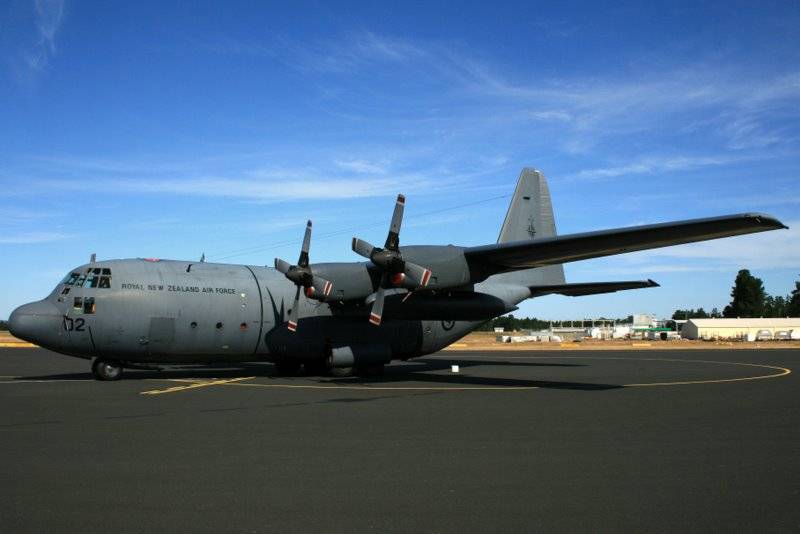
top-left (0, 342), bottom-right (36, 348)
top-left (625, 364), bottom-right (791, 387)
top-left (223, 382), bottom-right (538, 391)
top-left (434, 354), bottom-right (793, 387)
top-left (140, 376), bottom-right (254, 395)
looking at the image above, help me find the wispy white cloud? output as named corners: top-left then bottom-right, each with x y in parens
top-left (334, 159), bottom-right (388, 174)
top-left (0, 231), bottom-right (72, 244)
top-left (0, 207), bottom-right (63, 222)
top-left (12, 0), bottom-right (65, 82)
top-left (265, 31), bottom-right (800, 158)
top-left (35, 174), bottom-right (432, 202)
top-left (565, 154), bottom-right (751, 181)
top-left (293, 32), bottom-right (427, 74)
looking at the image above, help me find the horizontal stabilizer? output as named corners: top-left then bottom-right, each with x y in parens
top-left (466, 213), bottom-right (787, 279)
top-left (529, 279), bottom-right (659, 298)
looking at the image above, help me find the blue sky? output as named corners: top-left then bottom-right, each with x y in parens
top-left (1, 0), bottom-right (799, 320)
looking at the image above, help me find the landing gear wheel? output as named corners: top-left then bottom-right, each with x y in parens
top-left (92, 359), bottom-right (123, 381)
top-left (274, 359), bottom-right (301, 376)
top-left (330, 367), bottom-right (355, 378)
top-left (357, 364), bottom-right (385, 377)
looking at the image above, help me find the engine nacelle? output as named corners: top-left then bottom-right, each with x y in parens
top-left (328, 344), bottom-right (392, 368)
top-left (310, 262), bottom-right (377, 302)
top-left (399, 245), bottom-right (471, 289)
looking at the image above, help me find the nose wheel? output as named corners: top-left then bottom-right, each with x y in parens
top-left (92, 358), bottom-right (124, 381)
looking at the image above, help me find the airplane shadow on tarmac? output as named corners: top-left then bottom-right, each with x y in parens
top-left (15, 359), bottom-right (623, 391)
top-left (329, 359), bottom-right (622, 391)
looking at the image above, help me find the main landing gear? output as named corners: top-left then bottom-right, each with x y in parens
top-left (328, 364), bottom-right (385, 377)
top-left (272, 358), bottom-right (386, 378)
top-left (91, 358), bottom-right (124, 381)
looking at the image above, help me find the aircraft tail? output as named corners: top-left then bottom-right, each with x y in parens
top-left (494, 168), bottom-right (566, 286)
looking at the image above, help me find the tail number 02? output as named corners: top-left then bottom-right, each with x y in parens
top-left (63, 316), bottom-right (85, 332)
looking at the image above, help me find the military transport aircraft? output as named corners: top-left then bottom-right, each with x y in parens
top-left (8, 169), bottom-right (787, 380)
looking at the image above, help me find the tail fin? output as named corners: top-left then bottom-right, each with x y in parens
top-left (494, 168), bottom-right (566, 285)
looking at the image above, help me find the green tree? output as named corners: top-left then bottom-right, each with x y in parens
top-left (723, 269), bottom-right (767, 318)
top-left (787, 280), bottom-right (800, 316)
top-left (671, 308), bottom-right (709, 320)
top-left (764, 295), bottom-right (788, 317)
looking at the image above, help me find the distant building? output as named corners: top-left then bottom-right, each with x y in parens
top-left (633, 314), bottom-right (657, 328)
top-left (681, 318), bottom-right (800, 340)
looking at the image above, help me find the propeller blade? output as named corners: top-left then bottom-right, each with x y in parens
top-left (287, 286), bottom-right (301, 332)
top-left (385, 194), bottom-right (405, 251)
top-left (274, 258), bottom-right (292, 275)
top-left (309, 276), bottom-right (333, 299)
top-left (352, 237), bottom-right (377, 259)
top-left (369, 286), bottom-right (386, 326)
top-left (298, 220), bottom-right (312, 267)
top-left (404, 261), bottom-right (432, 287)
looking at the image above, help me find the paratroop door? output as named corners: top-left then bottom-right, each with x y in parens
top-left (148, 317), bottom-right (175, 356)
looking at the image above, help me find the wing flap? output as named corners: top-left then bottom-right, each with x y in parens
top-left (465, 213), bottom-right (786, 278)
top-left (529, 279), bottom-right (659, 298)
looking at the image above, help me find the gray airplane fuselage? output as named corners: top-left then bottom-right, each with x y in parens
top-left (11, 258), bottom-right (490, 366)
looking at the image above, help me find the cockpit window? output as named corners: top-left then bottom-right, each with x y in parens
top-left (73, 297), bottom-right (82, 310)
top-left (62, 268), bottom-right (112, 288)
top-left (83, 297), bottom-right (96, 314)
top-left (62, 272), bottom-right (80, 286)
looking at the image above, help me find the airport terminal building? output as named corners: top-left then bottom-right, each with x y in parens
top-left (681, 318), bottom-right (800, 340)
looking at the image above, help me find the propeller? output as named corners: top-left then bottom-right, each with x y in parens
top-left (352, 194), bottom-right (432, 326)
top-left (274, 221), bottom-right (333, 332)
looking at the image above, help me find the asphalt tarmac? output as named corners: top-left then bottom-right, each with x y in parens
top-left (2, 347), bottom-right (798, 533)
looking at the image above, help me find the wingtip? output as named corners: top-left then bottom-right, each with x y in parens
top-left (744, 212), bottom-right (788, 229)
top-left (647, 279), bottom-right (660, 288)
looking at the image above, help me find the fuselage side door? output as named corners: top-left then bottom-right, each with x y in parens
top-left (148, 317), bottom-right (175, 357)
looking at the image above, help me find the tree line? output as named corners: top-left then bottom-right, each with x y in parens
top-left (476, 315), bottom-right (633, 332)
top-left (673, 270), bottom-right (800, 320)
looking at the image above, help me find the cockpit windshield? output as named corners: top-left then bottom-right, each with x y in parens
top-left (62, 268), bottom-right (112, 289)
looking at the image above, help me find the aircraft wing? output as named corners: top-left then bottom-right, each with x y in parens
top-left (529, 279), bottom-right (659, 297)
top-left (465, 213), bottom-right (787, 278)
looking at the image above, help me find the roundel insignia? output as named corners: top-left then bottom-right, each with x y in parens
top-left (441, 320), bottom-right (455, 331)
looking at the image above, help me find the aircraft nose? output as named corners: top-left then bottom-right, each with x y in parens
top-left (8, 300), bottom-right (61, 344)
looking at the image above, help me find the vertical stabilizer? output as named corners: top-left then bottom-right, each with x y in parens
top-left (494, 168), bottom-right (566, 285)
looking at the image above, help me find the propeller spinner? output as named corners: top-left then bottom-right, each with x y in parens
top-left (352, 194), bottom-right (432, 326)
top-left (274, 221), bottom-right (333, 332)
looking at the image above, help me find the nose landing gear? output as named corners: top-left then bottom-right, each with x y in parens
top-left (91, 358), bottom-right (124, 381)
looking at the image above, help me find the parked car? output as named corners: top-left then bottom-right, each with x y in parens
top-left (774, 330), bottom-right (791, 340)
top-left (755, 329), bottom-right (773, 341)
